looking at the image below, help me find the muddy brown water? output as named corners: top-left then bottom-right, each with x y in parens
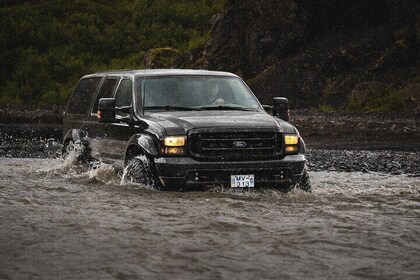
top-left (0, 155), bottom-right (419, 280)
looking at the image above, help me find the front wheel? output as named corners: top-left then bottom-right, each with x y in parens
top-left (122, 156), bottom-right (162, 189)
top-left (296, 168), bottom-right (312, 192)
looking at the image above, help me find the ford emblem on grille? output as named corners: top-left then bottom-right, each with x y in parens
top-left (232, 141), bottom-right (247, 148)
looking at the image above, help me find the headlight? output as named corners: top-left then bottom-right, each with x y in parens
top-left (283, 134), bottom-right (299, 154)
top-left (162, 136), bottom-right (186, 155)
top-left (163, 136), bottom-right (186, 147)
top-left (284, 135), bottom-right (299, 145)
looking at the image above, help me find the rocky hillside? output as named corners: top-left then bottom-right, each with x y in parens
top-left (2, 1), bottom-right (417, 113)
top-left (192, 0), bottom-right (419, 113)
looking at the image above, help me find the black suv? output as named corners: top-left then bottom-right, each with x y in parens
top-left (63, 69), bottom-right (310, 191)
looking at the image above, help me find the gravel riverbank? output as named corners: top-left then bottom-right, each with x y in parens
top-left (1, 108), bottom-right (419, 176)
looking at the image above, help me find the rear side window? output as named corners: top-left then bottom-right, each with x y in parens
top-left (92, 77), bottom-right (120, 113)
top-left (67, 77), bottom-right (102, 115)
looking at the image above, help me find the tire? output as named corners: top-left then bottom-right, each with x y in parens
top-left (123, 156), bottom-right (162, 189)
top-left (296, 168), bottom-right (312, 192)
top-left (279, 184), bottom-right (295, 193)
top-left (62, 139), bottom-right (92, 163)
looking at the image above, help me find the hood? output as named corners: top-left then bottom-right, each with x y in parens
top-left (145, 111), bottom-right (296, 135)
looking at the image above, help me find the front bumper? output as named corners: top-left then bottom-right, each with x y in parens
top-left (154, 154), bottom-right (306, 189)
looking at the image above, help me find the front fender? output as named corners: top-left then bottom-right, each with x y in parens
top-left (299, 136), bottom-right (307, 154)
top-left (125, 133), bottom-right (159, 162)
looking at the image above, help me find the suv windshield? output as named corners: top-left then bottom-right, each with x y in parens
top-left (138, 76), bottom-right (262, 111)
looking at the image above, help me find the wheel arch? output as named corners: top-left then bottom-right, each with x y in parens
top-left (124, 134), bottom-right (159, 165)
top-left (63, 129), bottom-right (87, 144)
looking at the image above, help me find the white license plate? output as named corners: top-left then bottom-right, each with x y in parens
top-left (231, 175), bottom-right (255, 188)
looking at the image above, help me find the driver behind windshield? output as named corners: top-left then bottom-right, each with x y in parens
top-left (206, 83), bottom-right (225, 105)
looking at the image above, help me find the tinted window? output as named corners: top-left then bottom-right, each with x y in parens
top-left (114, 79), bottom-right (132, 107)
top-left (92, 77), bottom-right (119, 113)
top-left (67, 77), bottom-right (102, 115)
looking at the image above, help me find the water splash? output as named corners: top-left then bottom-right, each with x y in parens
top-left (84, 162), bottom-right (120, 184)
top-left (62, 139), bottom-right (86, 166)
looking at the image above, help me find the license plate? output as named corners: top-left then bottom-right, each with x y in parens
top-left (231, 175), bottom-right (255, 188)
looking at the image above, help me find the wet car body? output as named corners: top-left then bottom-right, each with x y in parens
top-left (63, 69), bottom-right (308, 191)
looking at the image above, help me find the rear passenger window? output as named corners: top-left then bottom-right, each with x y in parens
top-left (67, 77), bottom-right (102, 115)
top-left (92, 77), bottom-right (120, 113)
top-left (114, 79), bottom-right (132, 107)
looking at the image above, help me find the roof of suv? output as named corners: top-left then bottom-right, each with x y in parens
top-left (88, 69), bottom-right (238, 78)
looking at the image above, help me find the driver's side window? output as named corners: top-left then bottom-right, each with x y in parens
top-left (114, 79), bottom-right (132, 118)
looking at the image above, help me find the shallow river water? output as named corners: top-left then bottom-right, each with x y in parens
top-left (0, 156), bottom-right (419, 280)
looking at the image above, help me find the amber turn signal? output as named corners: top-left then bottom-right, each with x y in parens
top-left (284, 145), bottom-right (299, 153)
top-left (161, 147), bottom-right (184, 155)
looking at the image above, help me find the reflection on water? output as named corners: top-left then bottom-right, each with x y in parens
top-left (0, 157), bottom-right (419, 279)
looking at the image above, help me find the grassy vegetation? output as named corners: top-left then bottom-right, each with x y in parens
top-left (347, 78), bottom-right (420, 113)
top-left (0, 0), bottom-right (224, 105)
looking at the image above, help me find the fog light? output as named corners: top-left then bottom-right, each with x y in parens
top-left (284, 145), bottom-right (298, 153)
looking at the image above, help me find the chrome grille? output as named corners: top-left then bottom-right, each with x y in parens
top-left (189, 131), bottom-right (280, 160)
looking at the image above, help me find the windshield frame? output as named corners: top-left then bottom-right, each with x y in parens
top-left (135, 75), bottom-right (264, 114)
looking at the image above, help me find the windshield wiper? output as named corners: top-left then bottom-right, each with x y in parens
top-left (197, 105), bottom-right (256, 111)
top-left (143, 105), bottom-right (204, 111)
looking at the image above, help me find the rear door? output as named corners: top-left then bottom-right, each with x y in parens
top-left (85, 76), bottom-right (121, 161)
top-left (63, 76), bottom-right (103, 139)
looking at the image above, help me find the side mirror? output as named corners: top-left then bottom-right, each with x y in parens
top-left (273, 97), bottom-right (289, 121)
top-left (98, 98), bottom-right (116, 123)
